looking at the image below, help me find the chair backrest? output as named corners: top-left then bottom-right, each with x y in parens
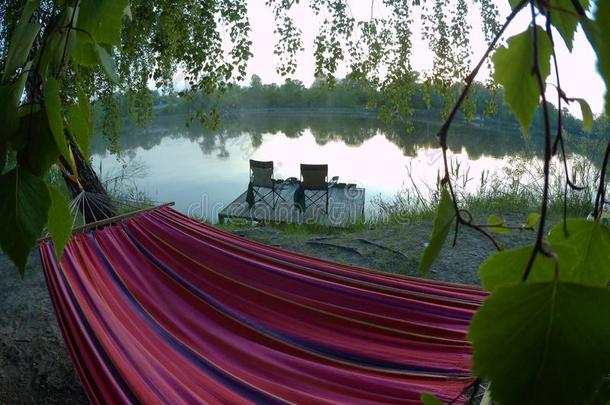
top-left (250, 159), bottom-right (274, 188)
top-left (300, 164), bottom-right (328, 190)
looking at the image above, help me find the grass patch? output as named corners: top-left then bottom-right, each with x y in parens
top-left (372, 188), bottom-right (594, 227)
top-left (372, 154), bottom-right (597, 225)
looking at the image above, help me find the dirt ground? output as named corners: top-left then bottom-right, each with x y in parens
top-left (0, 214), bottom-right (538, 404)
top-left (225, 214), bottom-right (538, 285)
top-left (0, 253), bottom-right (86, 404)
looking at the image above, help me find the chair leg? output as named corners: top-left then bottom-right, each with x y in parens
top-left (253, 187), bottom-right (274, 209)
top-left (276, 190), bottom-right (287, 202)
top-left (303, 190), bottom-right (330, 214)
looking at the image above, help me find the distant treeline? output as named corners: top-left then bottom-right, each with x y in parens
top-left (141, 74), bottom-right (608, 139)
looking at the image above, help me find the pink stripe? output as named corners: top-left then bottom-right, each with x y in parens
top-left (39, 207), bottom-right (483, 404)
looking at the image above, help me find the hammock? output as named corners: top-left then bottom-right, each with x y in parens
top-left (39, 206), bottom-right (487, 404)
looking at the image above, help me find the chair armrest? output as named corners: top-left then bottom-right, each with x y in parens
top-left (328, 176), bottom-right (339, 188)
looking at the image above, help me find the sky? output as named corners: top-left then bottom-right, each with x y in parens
top-left (177, 0), bottom-right (606, 116)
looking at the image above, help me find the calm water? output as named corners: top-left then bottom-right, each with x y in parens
top-left (91, 112), bottom-right (547, 222)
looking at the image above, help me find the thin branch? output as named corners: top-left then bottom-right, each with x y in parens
top-left (56, 1), bottom-right (79, 79)
top-left (522, 2), bottom-right (553, 282)
top-left (452, 209), bottom-right (503, 250)
top-left (593, 138), bottom-right (610, 219)
top-left (547, 13), bottom-right (562, 158)
top-left (545, 11), bottom-right (584, 236)
top-left (437, 0), bottom-right (528, 150)
top-left (452, 217), bottom-right (460, 247)
top-left (458, 209), bottom-right (534, 231)
top-left (477, 224), bottom-right (535, 231)
top-left (569, 0), bottom-right (586, 17)
top-left (435, 0), bottom-right (528, 252)
top-left (466, 223), bottom-right (503, 251)
top-left (70, 26), bottom-right (93, 39)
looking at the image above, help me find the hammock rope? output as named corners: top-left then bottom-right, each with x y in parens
top-left (39, 206), bottom-right (485, 404)
top-left (63, 189), bottom-right (165, 229)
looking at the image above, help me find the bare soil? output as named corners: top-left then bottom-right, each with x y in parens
top-left (0, 253), bottom-right (86, 404)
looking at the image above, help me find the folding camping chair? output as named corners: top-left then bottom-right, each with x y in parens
top-left (249, 159), bottom-right (285, 209)
top-left (299, 164), bottom-right (337, 214)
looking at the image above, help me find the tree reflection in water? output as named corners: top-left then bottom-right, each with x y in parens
top-left (91, 111), bottom-right (562, 161)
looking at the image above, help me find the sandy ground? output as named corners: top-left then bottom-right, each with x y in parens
top-left (0, 214), bottom-right (538, 404)
top-left (0, 253), bottom-right (86, 404)
top-left (225, 214), bottom-right (537, 285)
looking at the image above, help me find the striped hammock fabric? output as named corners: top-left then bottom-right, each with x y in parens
top-left (39, 206), bottom-right (486, 404)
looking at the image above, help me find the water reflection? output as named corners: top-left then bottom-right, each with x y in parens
top-left (92, 112), bottom-right (546, 159)
top-left (91, 112), bottom-right (593, 222)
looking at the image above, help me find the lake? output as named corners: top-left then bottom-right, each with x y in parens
top-left (91, 111), bottom-right (580, 222)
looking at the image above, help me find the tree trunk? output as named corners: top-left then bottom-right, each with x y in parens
top-left (62, 140), bottom-right (117, 223)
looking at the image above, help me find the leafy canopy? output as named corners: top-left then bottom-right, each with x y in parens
top-left (0, 0), bottom-right (135, 271)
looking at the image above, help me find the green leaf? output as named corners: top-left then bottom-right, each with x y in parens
top-left (76, 86), bottom-right (91, 124)
top-left (479, 244), bottom-right (578, 291)
top-left (548, 219), bottom-right (610, 287)
top-left (43, 78), bottom-right (70, 160)
top-left (487, 214), bottom-right (502, 225)
top-left (572, 98), bottom-right (593, 130)
top-left (96, 44), bottom-right (118, 82)
top-left (0, 61), bottom-right (29, 145)
top-left (72, 31), bottom-right (99, 66)
top-left (16, 111), bottom-right (60, 176)
top-left (526, 212), bottom-right (540, 228)
top-left (420, 393), bottom-right (444, 405)
top-left (72, 86), bottom-right (92, 156)
top-left (508, 0), bottom-right (522, 9)
top-left (418, 187), bottom-right (454, 273)
top-left (548, 0), bottom-right (590, 52)
top-left (493, 26), bottom-right (552, 132)
top-left (0, 141), bottom-right (6, 174)
top-left (469, 282), bottom-right (610, 405)
top-left (487, 214), bottom-right (510, 235)
top-left (68, 105), bottom-right (90, 157)
top-left (0, 167), bottom-right (50, 275)
top-left (2, 0), bottom-right (41, 81)
top-left (582, 16), bottom-right (599, 50)
top-left (36, 22), bottom-right (67, 80)
top-left (77, 0), bottom-right (128, 46)
top-left (592, 2), bottom-right (610, 115)
top-left (47, 186), bottom-right (72, 260)
top-left (0, 85), bottom-right (19, 143)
